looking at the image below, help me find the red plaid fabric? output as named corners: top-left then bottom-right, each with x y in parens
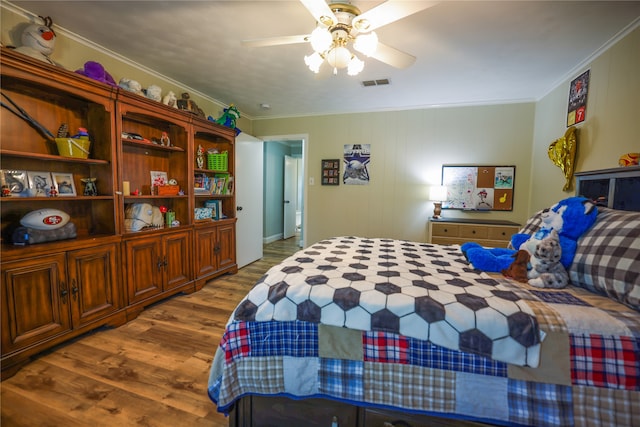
top-left (221, 321), bottom-right (251, 363)
top-left (570, 334), bottom-right (639, 390)
top-left (363, 331), bottom-right (409, 364)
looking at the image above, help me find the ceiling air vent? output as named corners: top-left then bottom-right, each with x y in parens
top-left (362, 79), bottom-right (390, 87)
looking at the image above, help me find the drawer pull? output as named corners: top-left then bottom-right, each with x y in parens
top-left (443, 228), bottom-right (448, 232)
top-left (472, 230), bottom-right (476, 234)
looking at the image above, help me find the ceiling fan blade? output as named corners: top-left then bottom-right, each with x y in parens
top-left (300, 0), bottom-right (338, 26)
top-left (353, 0), bottom-right (439, 32)
top-left (242, 34), bottom-right (309, 48)
top-left (370, 42), bottom-right (416, 69)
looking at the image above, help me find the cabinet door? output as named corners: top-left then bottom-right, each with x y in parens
top-left (217, 223), bottom-right (236, 271)
top-left (194, 226), bottom-right (217, 278)
top-left (124, 237), bottom-right (162, 304)
top-left (1, 254), bottom-right (71, 355)
top-left (67, 243), bottom-right (121, 328)
top-left (163, 231), bottom-right (192, 291)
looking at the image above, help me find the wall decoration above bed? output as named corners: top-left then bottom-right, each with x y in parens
top-left (441, 165), bottom-right (515, 211)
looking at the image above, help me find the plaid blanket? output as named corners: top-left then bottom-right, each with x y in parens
top-left (208, 238), bottom-right (640, 426)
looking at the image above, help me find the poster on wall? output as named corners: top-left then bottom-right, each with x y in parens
top-left (567, 69), bottom-right (590, 127)
top-left (441, 165), bottom-right (515, 211)
top-left (343, 144), bottom-right (370, 185)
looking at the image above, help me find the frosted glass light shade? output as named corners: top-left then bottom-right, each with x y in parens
top-left (304, 52), bottom-right (323, 73)
top-left (309, 27), bottom-right (332, 53)
top-left (347, 55), bottom-right (365, 76)
top-left (326, 46), bottom-right (352, 69)
top-left (353, 32), bottom-right (378, 57)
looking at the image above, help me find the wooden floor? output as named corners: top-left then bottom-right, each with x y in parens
top-left (1, 237), bottom-right (301, 427)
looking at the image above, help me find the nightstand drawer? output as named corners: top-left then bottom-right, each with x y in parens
top-left (431, 223), bottom-right (459, 237)
top-left (428, 219), bottom-right (521, 248)
top-left (458, 224), bottom-right (488, 239)
top-left (488, 225), bottom-right (520, 241)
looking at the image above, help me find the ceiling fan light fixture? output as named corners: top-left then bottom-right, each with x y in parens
top-left (309, 26), bottom-right (332, 53)
top-left (347, 55), bottom-right (365, 76)
top-left (353, 31), bottom-right (378, 57)
top-left (304, 51), bottom-right (324, 73)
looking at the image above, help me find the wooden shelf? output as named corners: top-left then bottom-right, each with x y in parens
top-left (0, 149), bottom-right (110, 165)
top-left (121, 138), bottom-right (185, 152)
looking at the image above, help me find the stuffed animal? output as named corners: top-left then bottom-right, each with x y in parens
top-left (76, 61), bottom-right (118, 87)
top-left (501, 250), bottom-right (530, 283)
top-left (527, 230), bottom-right (569, 289)
top-left (176, 93), bottom-right (205, 117)
top-left (119, 78), bottom-right (144, 96)
top-left (462, 196), bottom-right (598, 272)
top-left (210, 104), bottom-right (242, 135)
top-left (14, 16), bottom-right (57, 65)
top-left (145, 85), bottom-right (162, 102)
top-left (162, 91), bottom-right (178, 108)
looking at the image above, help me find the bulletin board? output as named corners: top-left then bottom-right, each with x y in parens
top-left (441, 165), bottom-right (515, 211)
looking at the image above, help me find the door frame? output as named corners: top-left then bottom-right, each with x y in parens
top-left (258, 133), bottom-right (308, 248)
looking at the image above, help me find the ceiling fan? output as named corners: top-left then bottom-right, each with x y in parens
top-left (242, 0), bottom-right (439, 75)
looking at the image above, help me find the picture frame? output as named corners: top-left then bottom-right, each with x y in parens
top-left (1, 170), bottom-right (28, 195)
top-left (441, 165), bottom-right (515, 211)
top-left (150, 170), bottom-right (168, 187)
top-left (51, 172), bottom-right (77, 196)
top-left (321, 159), bottom-right (340, 186)
top-left (27, 171), bottom-right (54, 197)
top-left (567, 69), bottom-right (590, 127)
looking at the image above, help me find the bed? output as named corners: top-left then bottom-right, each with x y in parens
top-left (208, 204), bottom-right (640, 427)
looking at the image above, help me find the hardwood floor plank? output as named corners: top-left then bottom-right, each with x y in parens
top-left (1, 237), bottom-right (299, 427)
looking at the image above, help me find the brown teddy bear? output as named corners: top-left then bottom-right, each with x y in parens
top-left (501, 250), bottom-right (530, 283)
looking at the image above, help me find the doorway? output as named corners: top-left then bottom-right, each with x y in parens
top-left (260, 134), bottom-right (307, 248)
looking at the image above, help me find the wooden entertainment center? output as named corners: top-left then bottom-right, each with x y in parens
top-left (0, 48), bottom-right (237, 379)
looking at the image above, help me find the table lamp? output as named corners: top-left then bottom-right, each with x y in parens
top-left (429, 185), bottom-right (447, 219)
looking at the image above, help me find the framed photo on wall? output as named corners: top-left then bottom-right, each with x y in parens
top-left (567, 69), bottom-right (590, 126)
top-left (441, 165), bottom-right (515, 211)
top-left (321, 159), bottom-right (340, 185)
top-left (51, 172), bottom-right (76, 196)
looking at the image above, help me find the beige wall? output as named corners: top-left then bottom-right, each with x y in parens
top-left (0, 4), bottom-right (252, 132)
top-left (253, 104), bottom-right (535, 245)
top-left (530, 26), bottom-right (640, 212)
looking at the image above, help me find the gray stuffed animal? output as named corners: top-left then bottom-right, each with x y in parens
top-left (527, 230), bottom-right (569, 288)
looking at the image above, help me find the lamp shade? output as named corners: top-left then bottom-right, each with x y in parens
top-left (429, 185), bottom-right (447, 201)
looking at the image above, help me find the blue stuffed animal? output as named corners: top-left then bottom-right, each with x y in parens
top-left (461, 196), bottom-right (598, 272)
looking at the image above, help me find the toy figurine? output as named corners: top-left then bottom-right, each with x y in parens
top-left (160, 131), bottom-right (170, 146)
top-left (196, 144), bottom-right (205, 169)
top-left (81, 177), bottom-right (98, 196)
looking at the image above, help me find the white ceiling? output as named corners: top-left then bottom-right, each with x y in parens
top-left (7, 1), bottom-right (640, 119)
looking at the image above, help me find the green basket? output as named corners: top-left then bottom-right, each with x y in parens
top-left (207, 152), bottom-right (228, 171)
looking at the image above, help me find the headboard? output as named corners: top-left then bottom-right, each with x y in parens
top-left (574, 165), bottom-right (640, 211)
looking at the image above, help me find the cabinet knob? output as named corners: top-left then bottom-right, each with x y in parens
top-left (443, 228), bottom-right (448, 233)
top-left (71, 279), bottom-right (79, 301)
top-left (237, 206), bottom-right (243, 211)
